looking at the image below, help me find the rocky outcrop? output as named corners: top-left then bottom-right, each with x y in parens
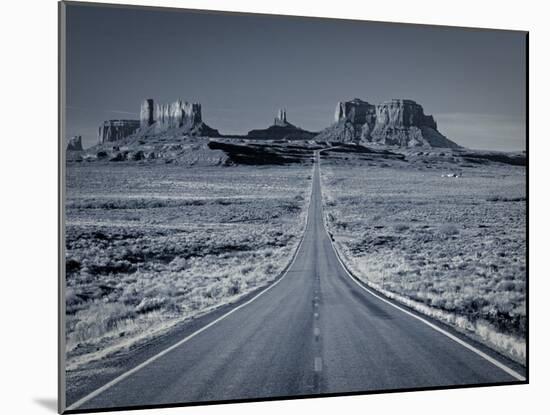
top-left (274, 108), bottom-right (288, 127)
top-left (317, 98), bottom-right (459, 148)
top-left (154, 100), bottom-right (202, 130)
top-left (140, 99), bottom-right (154, 128)
top-left (369, 99), bottom-right (456, 147)
top-left (67, 135), bottom-right (83, 151)
top-left (138, 98), bottom-right (219, 137)
top-left (98, 98), bottom-right (219, 144)
top-left (98, 120), bottom-right (140, 144)
top-left (373, 99), bottom-right (436, 130)
top-left (334, 98), bottom-right (376, 126)
top-left (246, 108), bottom-right (317, 140)
top-left (317, 98), bottom-right (376, 142)
top-left (208, 140), bottom-right (312, 165)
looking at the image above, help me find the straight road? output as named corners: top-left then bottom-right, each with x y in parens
top-left (67, 152), bottom-right (525, 412)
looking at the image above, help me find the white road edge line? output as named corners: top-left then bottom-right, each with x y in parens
top-left (316, 150), bottom-right (526, 383)
top-left (66, 162), bottom-right (317, 411)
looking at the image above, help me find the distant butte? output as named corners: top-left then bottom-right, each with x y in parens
top-left (316, 98), bottom-right (459, 148)
top-left (246, 108), bottom-right (317, 140)
top-left (138, 98), bottom-right (219, 137)
top-left (98, 120), bottom-right (140, 144)
top-left (66, 135), bottom-right (83, 151)
top-left (91, 96), bottom-right (458, 148)
top-left (96, 98), bottom-right (220, 144)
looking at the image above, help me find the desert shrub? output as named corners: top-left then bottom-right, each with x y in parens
top-left (204, 285), bottom-right (222, 299)
top-left (168, 256), bottom-right (188, 272)
top-left (119, 288), bottom-right (141, 306)
top-left (136, 297), bottom-right (167, 314)
top-left (240, 265), bottom-right (254, 275)
top-left (87, 259), bottom-right (136, 276)
top-left (66, 258), bottom-right (81, 273)
top-left (496, 280), bottom-right (517, 292)
top-left (70, 302), bottom-right (136, 345)
top-left (394, 224), bottom-right (409, 233)
top-left (439, 224), bottom-right (459, 236)
top-left (226, 278), bottom-right (243, 296)
top-left (65, 288), bottom-right (83, 314)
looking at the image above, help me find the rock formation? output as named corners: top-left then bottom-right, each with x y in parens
top-left (97, 98), bottom-right (219, 144)
top-left (317, 98), bottom-right (376, 142)
top-left (317, 98), bottom-right (459, 148)
top-left (274, 108), bottom-right (288, 126)
top-left (334, 98), bottom-right (376, 126)
top-left (140, 99), bottom-right (155, 128)
top-left (66, 135), bottom-right (83, 151)
top-left (369, 99), bottom-right (455, 147)
top-left (246, 108), bottom-right (317, 140)
top-left (154, 101), bottom-right (201, 130)
top-left (138, 98), bottom-right (219, 137)
top-left (98, 120), bottom-right (140, 144)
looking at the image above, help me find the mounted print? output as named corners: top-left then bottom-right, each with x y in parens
top-left (58, 1), bottom-right (528, 413)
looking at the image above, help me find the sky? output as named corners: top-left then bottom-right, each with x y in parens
top-left (64, 3), bottom-right (527, 151)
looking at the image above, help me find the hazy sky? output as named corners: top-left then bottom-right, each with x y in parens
top-left (65, 3), bottom-right (527, 151)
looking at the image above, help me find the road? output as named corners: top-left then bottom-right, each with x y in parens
top-left (67, 152), bottom-right (525, 412)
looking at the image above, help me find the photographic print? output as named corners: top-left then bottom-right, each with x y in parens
top-left (59, 1), bottom-right (528, 413)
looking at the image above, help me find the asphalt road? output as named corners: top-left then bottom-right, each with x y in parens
top-left (68, 153), bottom-right (525, 412)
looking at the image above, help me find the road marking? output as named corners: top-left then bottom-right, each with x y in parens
top-left (65, 162), bottom-right (319, 411)
top-left (317, 153), bottom-right (526, 383)
top-left (314, 357), bottom-right (323, 372)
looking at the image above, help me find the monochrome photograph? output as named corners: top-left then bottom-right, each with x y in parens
top-left (59, 1), bottom-right (527, 412)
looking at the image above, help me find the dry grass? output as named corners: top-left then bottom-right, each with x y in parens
top-left (321, 160), bottom-right (526, 363)
top-left (65, 163), bottom-right (311, 369)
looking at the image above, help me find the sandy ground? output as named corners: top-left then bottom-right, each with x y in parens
top-left (64, 162), bottom-right (311, 371)
top-left (320, 155), bottom-right (526, 363)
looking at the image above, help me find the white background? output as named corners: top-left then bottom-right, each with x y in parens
top-left (0, 0), bottom-right (546, 414)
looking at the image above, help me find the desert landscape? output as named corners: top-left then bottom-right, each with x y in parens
top-left (320, 147), bottom-right (526, 363)
top-left (64, 95), bottom-right (526, 409)
top-left (60, 5), bottom-right (528, 411)
top-left (66, 96), bottom-right (526, 379)
top-left (64, 160), bottom-right (312, 375)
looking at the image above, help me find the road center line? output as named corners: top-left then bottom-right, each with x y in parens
top-left (314, 357), bottom-right (323, 372)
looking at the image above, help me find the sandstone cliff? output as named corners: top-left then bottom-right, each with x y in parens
top-left (369, 99), bottom-right (456, 147)
top-left (98, 98), bottom-right (219, 144)
top-left (317, 98), bottom-right (459, 148)
top-left (140, 99), bottom-right (154, 128)
top-left (138, 98), bottom-right (219, 137)
top-left (67, 135), bottom-right (83, 151)
top-left (316, 98), bottom-right (376, 142)
top-left (98, 120), bottom-right (140, 144)
top-left (274, 108), bottom-right (288, 127)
